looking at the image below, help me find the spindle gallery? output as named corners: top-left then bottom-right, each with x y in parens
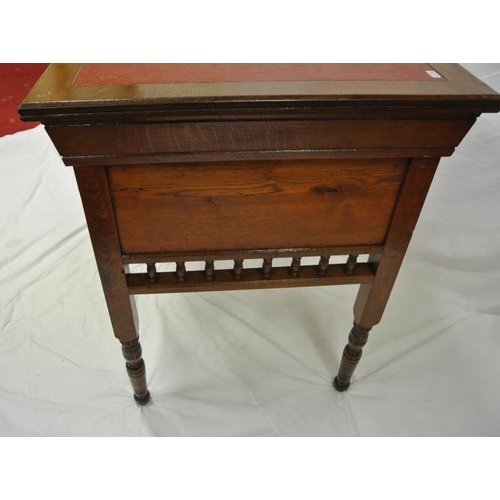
top-left (19, 64), bottom-right (500, 405)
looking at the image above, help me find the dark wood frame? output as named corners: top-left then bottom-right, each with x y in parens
top-left (20, 64), bottom-right (500, 405)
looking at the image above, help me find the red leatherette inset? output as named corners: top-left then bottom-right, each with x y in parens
top-left (73, 63), bottom-right (445, 87)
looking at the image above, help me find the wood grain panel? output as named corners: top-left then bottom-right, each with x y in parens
top-left (108, 159), bottom-right (407, 254)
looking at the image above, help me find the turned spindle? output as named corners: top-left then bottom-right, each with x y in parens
top-left (345, 254), bottom-right (358, 275)
top-left (176, 261), bottom-right (186, 282)
top-left (289, 257), bottom-right (301, 278)
top-left (233, 259), bottom-right (244, 280)
top-left (333, 322), bottom-right (372, 392)
top-left (146, 262), bottom-right (157, 283)
top-left (317, 255), bottom-right (330, 277)
top-left (120, 336), bottom-right (150, 405)
top-left (262, 258), bottom-right (273, 279)
top-left (204, 260), bottom-right (215, 281)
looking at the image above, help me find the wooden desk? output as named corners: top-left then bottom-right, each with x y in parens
top-left (20, 64), bottom-right (500, 405)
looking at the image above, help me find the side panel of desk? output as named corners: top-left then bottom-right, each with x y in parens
top-left (50, 115), bottom-right (476, 295)
top-left (107, 159), bottom-right (407, 254)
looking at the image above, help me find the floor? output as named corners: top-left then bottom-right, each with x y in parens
top-left (0, 64), bottom-right (499, 436)
top-left (0, 63), bottom-right (48, 137)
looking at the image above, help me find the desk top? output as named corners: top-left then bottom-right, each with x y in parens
top-left (19, 64), bottom-right (500, 130)
top-left (20, 64), bottom-right (500, 111)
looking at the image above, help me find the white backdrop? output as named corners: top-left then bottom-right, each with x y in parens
top-left (1, 64), bottom-right (499, 436)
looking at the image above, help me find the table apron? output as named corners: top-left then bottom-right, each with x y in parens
top-left (46, 118), bottom-right (475, 165)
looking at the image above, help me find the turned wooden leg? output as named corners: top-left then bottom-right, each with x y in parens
top-left (120, 336), bottom-right (151, 405)
top-left (74, 166), bottom-right (151, 404)
top-left (333, 159), bottom-right (440, 392)
top-left (333, 323), bottom-right (371, 391)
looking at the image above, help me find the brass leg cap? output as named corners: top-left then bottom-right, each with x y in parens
top-left (134, 391), bottom-right (151, 406)
top-left (333, 377), bottom-right (350, 392)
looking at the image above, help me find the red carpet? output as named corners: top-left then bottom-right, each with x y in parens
top-left (0, 63), bottom-right (48, 137)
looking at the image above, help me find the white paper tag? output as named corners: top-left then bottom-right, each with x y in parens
top-left (426, 70), bottom-right (442, 78)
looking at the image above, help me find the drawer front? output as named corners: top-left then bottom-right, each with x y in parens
top-left (108, 159), bottom-right (407, 254)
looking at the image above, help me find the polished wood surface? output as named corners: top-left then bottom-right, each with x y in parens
top-left (19, 64), bottom-right (500, 404)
